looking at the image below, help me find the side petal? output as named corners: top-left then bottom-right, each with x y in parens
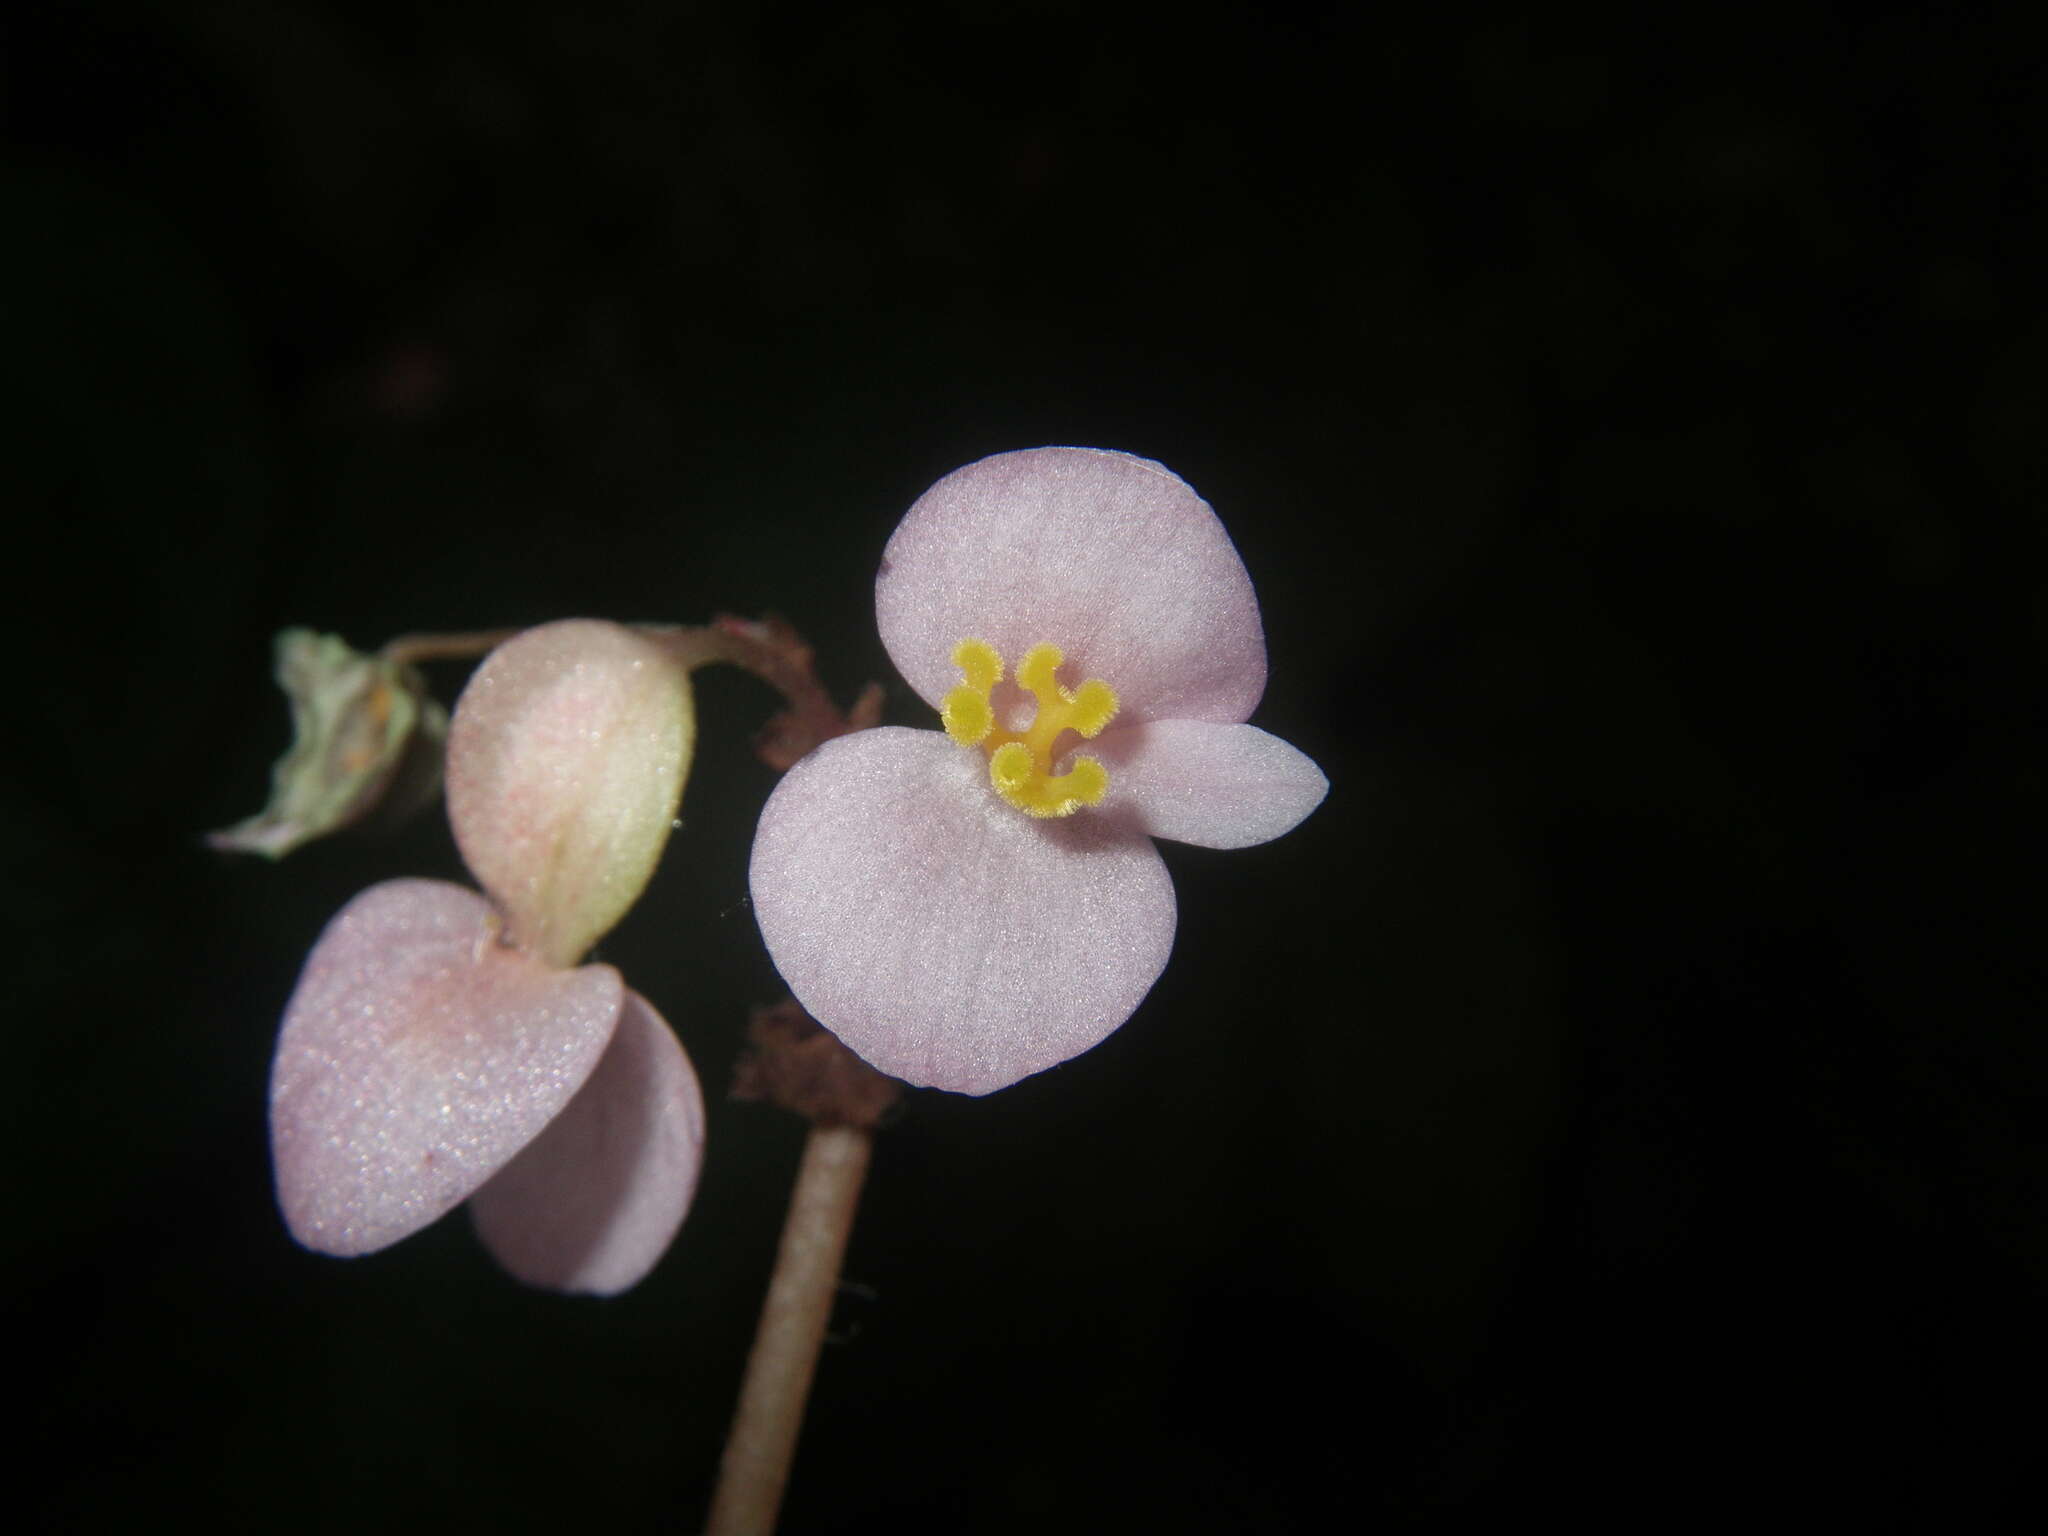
top-left (1090, 720), bottom-right (1330, 850)
top-left (269, 879), bottom-right (624, 1258)
top-left (749, 728), bottom-right (1177, 1095)
top-left (446, 620), bottom-right (694, 968)
top-left (470, 990), bottom-right (705, 1296)
top-left (876, 448), bottom-right (1267, 726)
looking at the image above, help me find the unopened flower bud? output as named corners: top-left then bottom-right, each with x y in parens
top-left (446, 620), bottom-right (695, 968)
top-left (209, 630), bottom-right (447, 859)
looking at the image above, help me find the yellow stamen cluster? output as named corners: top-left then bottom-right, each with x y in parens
top-left (941, 638), bottom-right (1119, 817)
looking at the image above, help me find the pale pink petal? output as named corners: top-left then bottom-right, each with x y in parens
top-left (270, 879), bottom-right (624, 1257)
top-left (470, 990), bottom-right (704, 1295)
top-left (749, 727), bottom-right (1177, 1095)
top-left (876, 448), bottom-right (1267, 726)
top-left (1088, 720), bottom-right (1330, 850)
top-left (446, 620), bottom-right (694, 968)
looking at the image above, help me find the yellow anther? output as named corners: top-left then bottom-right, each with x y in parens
top-left (989, 740), bottom-right (1036, 794)
top-left (939, 637), bottom-right (1119, 818)
top-left (941, 685), bottom-right (994, 746)
top-left (1005, 753), bottom-right (1110, 818)
top-left (953, 638), bottom-right (1003, 692)
top-left (1063, 756), bottom-right (1109, 805)
top-left (1068, 679), bottom-right (1117, 739)
top-left (1014, 643), bottom-right (1063, 695)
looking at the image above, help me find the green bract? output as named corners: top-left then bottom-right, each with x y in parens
top-left (209, 630), bottom-right (446, 858)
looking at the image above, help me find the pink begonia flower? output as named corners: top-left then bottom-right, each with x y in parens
top-left (269, 621), bottom-right (705, 1294)
top-left (750, 447), bottom-right (1328, 1095)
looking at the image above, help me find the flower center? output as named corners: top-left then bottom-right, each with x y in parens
top-left (939, 638), bottom-right (1119, 818)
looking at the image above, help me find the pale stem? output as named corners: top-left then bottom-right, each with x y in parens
top-left (379, 628), bottom-right (523, 667)
top-left (705, 1124), bottom-right (873, 1536)
top-left (386, 620), bottom-right (877, 766)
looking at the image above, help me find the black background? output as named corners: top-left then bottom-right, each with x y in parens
top-left (7, 3), bottom-right (2041, 1530)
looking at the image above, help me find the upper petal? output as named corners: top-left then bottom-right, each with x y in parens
top-left (470, 989), bottom-right (705, 1296)
top-left (749, 727), bottom-right (1177, 1095)
top-left (446, 620), bottom-right (694, 968)
top-left (1088, 720), bottom-right (1330, 850)
top-left (876, 448), bottom-right (1267, 725)
top-left (269, 879), bottom-right (624, 1257)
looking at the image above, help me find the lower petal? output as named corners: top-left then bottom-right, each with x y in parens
top-left (750, 728), bottom-right (1177, 1095)
top-left (269, 879), bottom-right (624, 1257)
top-left (1089, 720), bottom-right (1329, 850)
top-left (470, 990), bottom-right (705, 1295)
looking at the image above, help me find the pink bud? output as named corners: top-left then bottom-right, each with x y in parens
top-left (447, 621), bottom-right (694, 967)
